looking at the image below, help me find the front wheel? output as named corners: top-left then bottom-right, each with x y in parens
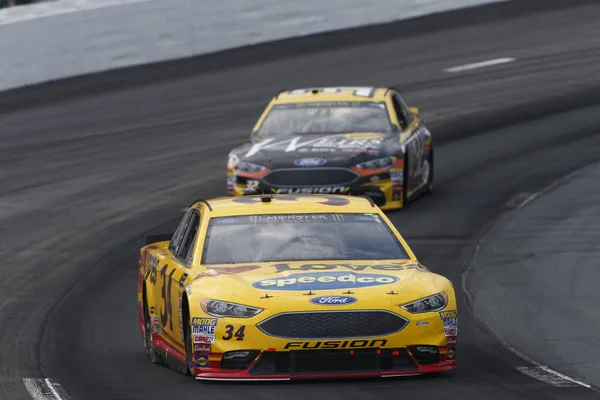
top-left (423, 149), bottom-right (433, 193)
top-left (184, 313), bottom-right (195, 376)
top-left (402, 153), bottom-right (410, 206)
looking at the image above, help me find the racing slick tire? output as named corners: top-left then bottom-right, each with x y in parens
top-left (424, 149), bottom-right (434, 193)
top-left (184, 304), bottom-right (195, 376)
top-left (143, 290), bottom-right (162, 365)
top-left (403, 149), bottom-right (434, 206)
top-left (402, 154), bottom-right (410, 206)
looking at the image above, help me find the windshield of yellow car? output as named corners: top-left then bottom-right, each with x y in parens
top-left (256, 102), bottom-right (393, 136)
top-left (202, 213), bottom-right (409, 264)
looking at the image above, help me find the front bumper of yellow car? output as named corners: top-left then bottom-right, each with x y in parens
top-left (188, 305), bottom-right (458, 380)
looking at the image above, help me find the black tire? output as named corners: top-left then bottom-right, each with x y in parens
top-left (424, 148), bottom-right (434, 193)
top-left (402, 153), bottom-right (410, 206)
top-left (184, 308), bottom-right (195, 376)
top-left (143, 291), bottom-right (162, 364)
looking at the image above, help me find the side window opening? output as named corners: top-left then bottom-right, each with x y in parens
top-left (395, 93), bottom-right (414, 127)
top-left (169, 210), bottom-right (193, 255)
top-left (391, 94), bottom-right (407, 129)
top-left (178, 212), bottom-right (201, 264)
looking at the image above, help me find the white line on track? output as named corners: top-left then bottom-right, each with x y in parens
top-left (45, 378), bottom-right (64, 400)
top-left (23, 378), bottom-right (69, 400)
top-left (443, 57), bottom-right (516, 73)
top-left (516, 366), bottom-right (591, 388)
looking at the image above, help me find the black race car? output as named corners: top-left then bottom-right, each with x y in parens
top-left (226, 86), bottom-right (433, 210)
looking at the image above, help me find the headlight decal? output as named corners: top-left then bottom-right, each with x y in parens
top-left (201, 299), bottom-right (263, 318)
top-left (400, 292), bottom-right (448, 313)
top-left (356, 157), bottom-right (394, 170)
top-left (227, 153), bottom-right (239, 170)
top-left (235, 160), bottom-right (266, 173)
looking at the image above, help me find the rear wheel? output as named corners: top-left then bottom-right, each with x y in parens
top-left (143, 290), bottom-right (161, 364)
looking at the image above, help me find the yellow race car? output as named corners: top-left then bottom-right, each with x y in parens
top-left (138, 194), bottom-right (457, 381)
top-left (227, 86), bottom-right (434, 211)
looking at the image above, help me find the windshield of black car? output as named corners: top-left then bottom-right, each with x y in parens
top-left (256, 102), bottom-right (392, 136)
top-left (202, 213), bottom-right (410, 264)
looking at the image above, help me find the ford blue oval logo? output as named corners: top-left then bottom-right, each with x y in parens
top-left (309, 295), bottom-right (358, 306)
top-left (294, 158), bottom-right (326, 167)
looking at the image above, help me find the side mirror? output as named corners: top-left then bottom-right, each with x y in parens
top-left (410, 107), bottom-right (420, 118)
top-left (145, 233), bottom-right (172, 245)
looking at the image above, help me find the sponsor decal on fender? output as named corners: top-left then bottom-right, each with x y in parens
top-left (192, 317), bottom-right (218, 338)
top-left (191, 317), bottom-right (217, 326)
top-left (194, 353), bottom-right (210, 368)
top-left (252, 272), bottom-right (400, 291)
top-left (194, 344), bottom-right (211, 353)
top-left (439, 310), bottom-right (457, 319)
top-left (193, 325), bottom-right (215, 335)
top-left (444, 327), bottom-right (458, 337)
top-left (284, 339), bottom-right (387, 350)
top-left (193, 335), bottom-right (215, 344)
top-left (151, 316), bottom-right (162, 334)
top-left (447, 346), bottom-right (456, 360)
top-left (442, 317), bottom-right (458, 328)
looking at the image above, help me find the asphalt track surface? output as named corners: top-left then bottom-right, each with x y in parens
top-left (0, 1), bottom-right (599, 399)
top-left (468, 161), bottom-right (600, 389)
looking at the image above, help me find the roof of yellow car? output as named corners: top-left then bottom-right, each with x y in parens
top-left (192, 195), bottom-right (379, 216)
top-left (272, 87), bottom-right (390, 104)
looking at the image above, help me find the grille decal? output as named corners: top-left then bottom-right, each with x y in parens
top-left (257, 310), bottom-right (409, 340)
top-left (261, 168), bottom-right (360, 187)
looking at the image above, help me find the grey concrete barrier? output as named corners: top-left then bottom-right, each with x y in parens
top-left (0, 0), bottom-right (507, 92)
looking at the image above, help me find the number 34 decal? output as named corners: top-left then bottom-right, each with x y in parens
top-left (222, 325), bottom-right (246, 341)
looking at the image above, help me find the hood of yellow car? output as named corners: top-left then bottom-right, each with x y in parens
top-left (189, 260), bottom-right (445, 301)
